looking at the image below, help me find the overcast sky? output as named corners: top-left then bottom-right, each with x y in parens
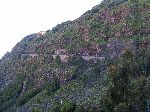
top-left (0, 0), bottom-right (102, 58)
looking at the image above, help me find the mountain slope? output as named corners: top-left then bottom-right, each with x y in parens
top-left (0, 0), bottom-right (150, 112)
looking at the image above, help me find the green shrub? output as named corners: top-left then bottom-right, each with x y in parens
top-left (45, 76), bottom-right (60, 95)
top-left (55, 55), bottom-right (61, 65)
top-left (16, 88), bottom-right (41, 106)
top-left (114, 102), bottom-right (130, 112)
top-left (51, 102), bottom-right (61, 112)
top-left (74, 105), bottom-right (86, 112)
top-left (31, 108), bottom-right (41, 112)
top-left (61, 101), bottom-right (76, 112)
top-left (68, 55), bottom-right (84, 66)
top-left (108, 0), bottom-right (128, 7)
top-left (0, 78), bottom-right (23, 111)
top-left (0, 99), bottom-right (16, 111)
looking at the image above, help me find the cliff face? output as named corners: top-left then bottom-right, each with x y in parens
top-left (0, 0), bottom-right (150, 111)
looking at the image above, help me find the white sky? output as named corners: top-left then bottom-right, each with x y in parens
top-left (0, 0), bottom-right (102, 58)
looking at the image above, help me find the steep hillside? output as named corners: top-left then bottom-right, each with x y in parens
top-left (0, 0), bottom-right (150, 112)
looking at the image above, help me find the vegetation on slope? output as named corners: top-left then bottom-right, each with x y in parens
top-left (0, 0), bottom-right (150, 111)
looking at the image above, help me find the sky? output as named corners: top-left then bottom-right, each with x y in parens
top-left (0, 0), bottom-right (102, 58)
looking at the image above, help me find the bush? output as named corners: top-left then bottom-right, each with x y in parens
top-left (0, 99), bottom-right (16, 111)
top-left (45, 76), bottom-right (60, 95)
top-left (32, 108), bottom-right (41, 112)
top-left (0, 78), bottom-right (23, 111)
top-left (61, 101), bottom-right (76, 112)
top-left (51, 102), bottom-right (61, 112)
top-left (108, 0), bottom-right (128, 7)
top-left (68, 55), bottom-right (84, 66)
top-left (114, 102), bottom-right (130, 112)
top-left (74, 105), bottom-right (86, 112)
top-left (55, 55), bottom-right (61, 65)
top-left (16, 88), bottom-right (41, 106)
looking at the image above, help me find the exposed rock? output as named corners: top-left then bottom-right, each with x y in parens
top-left (107, 38), bottom-right (135, 58)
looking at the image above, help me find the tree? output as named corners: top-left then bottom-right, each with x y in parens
top-left (55, 55), bottom-right (61, 65)
top-left (45, 75), bottom-right (60, 95)
top-left (108, 63), bottom-right (131, 104)
top-left (101, 50), bottom-right (134, 111)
